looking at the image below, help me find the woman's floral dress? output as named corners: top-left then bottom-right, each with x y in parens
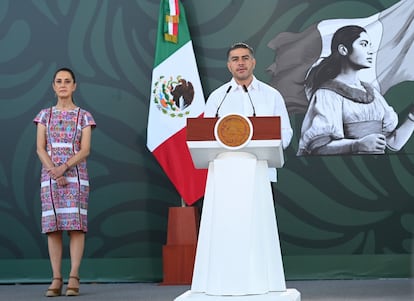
top-left (34, 107), bottom-right (96, 233)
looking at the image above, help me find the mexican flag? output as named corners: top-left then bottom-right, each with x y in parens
top-left (267, 0), bottom-right (414, 114)
top-left (147, 0), bottom-right (207, 206)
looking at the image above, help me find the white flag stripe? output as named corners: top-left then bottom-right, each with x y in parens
top-left (375, 0), bottom-right (414, 93)
top-left (169, 0), bottom-right (177, 15)
top-left (147, 41), bottom-right (205, 152)
top-left (168, 0), bottom-right (177, 35)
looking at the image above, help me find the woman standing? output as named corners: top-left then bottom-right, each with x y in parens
top-left (297, 25), bottom-right (414, 155)
top-left (33, 67), bottom-right (96, 297)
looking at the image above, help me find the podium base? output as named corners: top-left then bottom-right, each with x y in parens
top-left (174, 289), bottom-right (301, 301)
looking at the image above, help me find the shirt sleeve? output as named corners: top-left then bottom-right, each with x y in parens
top-left (374, 89), bottom-right (398, 134)
top-left (81, 110), bottom-right (97, 129)
top-left (272, 89), bottom-right (293, 149)
top-left (298, 89), bottom-right (344, 154)
top-left (33, 109), bottom-right (49, 126)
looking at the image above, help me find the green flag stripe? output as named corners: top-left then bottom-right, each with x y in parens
top-left (154, 0), bottom-right (191, 68)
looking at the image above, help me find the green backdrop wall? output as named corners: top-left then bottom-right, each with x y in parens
top-left (0, 0), bottom-right (413, 283)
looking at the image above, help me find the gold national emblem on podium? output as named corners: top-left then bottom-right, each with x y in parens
top-left (214, 114), bottom-right (253, 149)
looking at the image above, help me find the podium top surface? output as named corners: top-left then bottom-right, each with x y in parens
top-left (187, 116), bottom-right (281, 141)
top-left (186, 116), bottom-right (284, 168)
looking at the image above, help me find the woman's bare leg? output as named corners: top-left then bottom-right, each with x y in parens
top-left (47, 231), bottom-right (63, 289)
top-left (68, 231), bottom-right (85, 288)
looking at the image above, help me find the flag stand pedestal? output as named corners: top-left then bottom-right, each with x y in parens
top-left (161, 206), bottom-right (199, 285)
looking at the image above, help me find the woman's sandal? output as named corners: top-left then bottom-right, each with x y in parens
top-left (65, 275), bottom-right (80, 296)
top-left (45, 277), bottom-right (63, 297)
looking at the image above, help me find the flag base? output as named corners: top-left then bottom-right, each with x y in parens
top-left (161, 207), bottom-right (199, 285)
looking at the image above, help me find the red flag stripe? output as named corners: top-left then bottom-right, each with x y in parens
top-left (152, 125), bottom-right (207, 205)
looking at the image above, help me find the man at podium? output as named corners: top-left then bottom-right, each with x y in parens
top-left (204, 42), bottom-right (293, 150)
top-left (189, 43), bottom-right (295, 297)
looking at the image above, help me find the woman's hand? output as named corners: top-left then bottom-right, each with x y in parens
top-left (354, 133), bottom-right (386, 153)
top-left (47, 164), bottom-right (68, 181)
top-left (55, 176), bottom-right (68, 186)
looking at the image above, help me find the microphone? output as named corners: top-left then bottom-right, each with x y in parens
top-left (215, 85), bottom-right (232, 117)
top-left (243, 84), bottom-right (256, 117)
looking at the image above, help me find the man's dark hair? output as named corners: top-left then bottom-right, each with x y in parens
top-left (227, 42), bottom-right (254, 60)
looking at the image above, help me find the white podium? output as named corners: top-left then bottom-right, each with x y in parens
top-left (176, 115), bottom-right (300, 301)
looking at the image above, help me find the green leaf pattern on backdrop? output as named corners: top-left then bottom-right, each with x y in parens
top-left (0, 0), bottom-right (413, 268)
top-left (0, 0), bottom-right (179, 261)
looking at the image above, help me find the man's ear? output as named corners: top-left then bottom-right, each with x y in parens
top-left (338, 44), bottom-right (348, 56)
top-left (227, 61), bottom-right (232, 73)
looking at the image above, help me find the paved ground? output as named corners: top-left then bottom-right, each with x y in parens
top-left (0, 279), bottom-right (412, 301)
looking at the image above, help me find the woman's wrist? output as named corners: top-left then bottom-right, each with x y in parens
top-left (408, 112), bottom-right (414, 122)
top-left (64, 162), bottom-right (70, 170)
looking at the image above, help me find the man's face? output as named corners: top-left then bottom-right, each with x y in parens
top-left (227, 48), bottom-right (256, 84)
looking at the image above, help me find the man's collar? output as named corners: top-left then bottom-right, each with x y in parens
top-left (230, 76), bottom-right (259, 91)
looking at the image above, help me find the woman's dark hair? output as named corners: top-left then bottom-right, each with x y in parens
top-left (53, 67), bottom-right (76, 83)
top-left (305, 25), bottom-right (366, 95)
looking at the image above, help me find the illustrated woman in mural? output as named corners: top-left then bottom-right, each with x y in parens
top-left (33, 67), bottom-right (96, 297)
top-left (297, 25), bottom-right (414, 156)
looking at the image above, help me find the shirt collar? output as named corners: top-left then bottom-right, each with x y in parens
top-left (230, 76), bottom-right (259, 91)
